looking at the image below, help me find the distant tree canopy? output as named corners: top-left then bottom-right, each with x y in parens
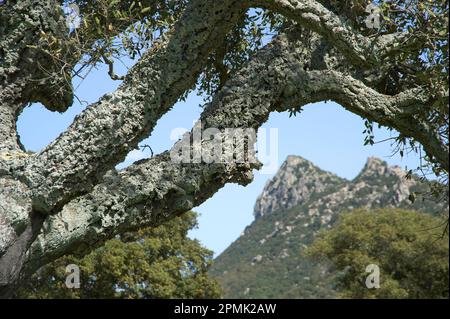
top-left (15, 211), bottom-right (222, 299)
top-left (308, 208), bottom-right (449, 299)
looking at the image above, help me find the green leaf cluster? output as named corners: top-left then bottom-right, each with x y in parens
top-left (308, 208), bottom-right (449, 299)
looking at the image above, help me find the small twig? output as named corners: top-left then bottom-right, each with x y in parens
top-left (140, 144), bottom-right (154, 158)
top-left (373, 136), bottom-right (399, 144)
top-left (101, 51), bottom-right (125, 81)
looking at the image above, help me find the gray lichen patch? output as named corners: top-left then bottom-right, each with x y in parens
top-left (0, 179), bottom-right (32, 229)
top-left (0, 219), bottom-right (15, 257)
top-left (0, 178), bottom-right (33, 257)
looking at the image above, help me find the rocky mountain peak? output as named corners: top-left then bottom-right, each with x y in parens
top-left (253, 155), bottom-right (345, 219)
top-left (253, 156), bottom-right (421, 220)
top-left (358, 157), bottom-right (410, 179)
top-left (365, 156), bottom-right (388, 171)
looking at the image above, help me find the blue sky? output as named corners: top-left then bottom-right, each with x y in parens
top-left (17, 58), bottom-right (422, 256)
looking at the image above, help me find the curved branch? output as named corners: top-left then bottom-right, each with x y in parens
top-left (0, 0), bottom-right (74, 113)
top-left (250, 0), bottom-right (416, 67)
top-left (0, 103), bottom-right (24, 152)
top-left (295, 70), bottom-right (449, 171)
top-left (0, 0), bottom-right (75, 154)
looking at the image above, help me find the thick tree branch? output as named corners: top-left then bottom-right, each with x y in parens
top-left (0, 102), bottom-right (23, 152)
top-left (295, 70), bottom-right (449, 171)
top-left (250, 0), bottom-right (417, 68)
top-left (24, 155), bottom-right (258, 273)
top-left (21, 0), bottom-right (247, 214)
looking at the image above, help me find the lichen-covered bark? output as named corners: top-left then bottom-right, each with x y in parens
top-left (0, 103), bottom-right (22, 152)
top-left (22, 0), bottom-right (247, 214)
top-left (0, 0), bottom-right (74, 113)
top-left (250, 0), bottom-right (408, 67)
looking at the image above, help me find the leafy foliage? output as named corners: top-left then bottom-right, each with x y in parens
top-left (55, 0), bottom-right (188, 77)
top-left (308, 208), bottom-right (449, 299)
top-left (372, 0), bottom-right (449, 187)
top-left (16, 211), bottom-right (222, 299)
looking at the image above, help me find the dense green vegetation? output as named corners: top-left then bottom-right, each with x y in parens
top-left (308, 209), bottom-right (449, 299)
top-left (16, 212), bottom-right (222, 299)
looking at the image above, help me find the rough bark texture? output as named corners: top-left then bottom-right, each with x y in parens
top-left (22, 0), bottom-right (247, 214)
top-left (0, 0), bottom-right (448, 298)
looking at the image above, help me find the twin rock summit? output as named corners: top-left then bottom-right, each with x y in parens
top-left (210, 155), bottom-right (445, 298)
